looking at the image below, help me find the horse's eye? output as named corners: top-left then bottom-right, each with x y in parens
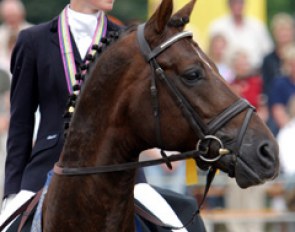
top-left (182, 68), bottom-right (204, 85)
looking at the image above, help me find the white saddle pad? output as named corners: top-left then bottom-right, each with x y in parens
top-left (134, 183), bottom-right (188, 232)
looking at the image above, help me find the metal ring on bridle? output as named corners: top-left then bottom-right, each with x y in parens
top-left (196, 135), bottom-right (224, 162)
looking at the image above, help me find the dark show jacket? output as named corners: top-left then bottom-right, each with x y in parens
top-left (4, 16), bottom-right (121, 197)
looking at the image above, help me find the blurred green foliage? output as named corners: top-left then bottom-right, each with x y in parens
top-left (22, 0), bottom-right (68, 23)
top-left (267, 0), bottom-right (295, 25)
top-left (112, 0), bottom-right (147, 24)
top-left (22, 0), bottom-right (147, 24)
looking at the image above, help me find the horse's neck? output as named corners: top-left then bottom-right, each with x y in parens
top-left (61, 43), bottom-right (142, 165)
top-left (44, 58), bottom-right (141, 231)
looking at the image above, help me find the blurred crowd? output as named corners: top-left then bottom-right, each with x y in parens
top-left (198, 0), bottom-right (295, 231)
top-left (206, 0), bottom-right (295, 211)
top-left (142, 0), bottom-right (295, 231)
top-left (0, 0), bottom-right (295, 231)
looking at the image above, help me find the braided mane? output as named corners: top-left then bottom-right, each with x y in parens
top-left (63, 30), bottom-right (121, 138)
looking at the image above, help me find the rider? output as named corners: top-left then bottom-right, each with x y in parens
top-left (1, 0), bottom-right (145, 217)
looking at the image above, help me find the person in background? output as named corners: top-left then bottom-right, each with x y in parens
top-left (262, 13), bottom-right (295, 100)
top-left (208, 0), bottom-right (273, 71)
top-left (207, 33), bottom-right (234, 83)
top-left (229, 49), bottom-right (269, 122)
top-left (277, 95), bottom-right (295, 183)
top-left (269, 44), bottom-right (295, 129)
top-left (262, 13), bottom-right (295, 135)
top-left (268, 46), bottom-right (295, 220)
top-left (229, 50), bottom-right (263, 108)
top-left (277, 96), bottom-right (295, 215)
top-left (229, 47), bottom-right (266, 122)
top-left (0, 0), bottom-right (32, 71)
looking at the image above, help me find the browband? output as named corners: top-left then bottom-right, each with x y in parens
top-left (137, 23), bottom-right (193, 61)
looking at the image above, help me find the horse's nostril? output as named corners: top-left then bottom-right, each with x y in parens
top-left (257, 141), bottom-right (275, 167)
top-left (259, 143), bottom-right (270, 157)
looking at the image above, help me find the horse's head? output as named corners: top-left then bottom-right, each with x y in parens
top-left (43, 2), bottom-right (279, 231)
top-left (71, 0), bottom-right (279, 189)
top-left (120, 0), bottom-right (279, 188)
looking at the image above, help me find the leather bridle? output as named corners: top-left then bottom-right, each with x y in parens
top-left (136, 23), bottom-right (255, 171)
top-left (52, 23), bottom-right (256, 231)
top-left (54, 23), bottom-right (255, 177)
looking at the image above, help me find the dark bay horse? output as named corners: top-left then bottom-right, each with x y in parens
top-left (42, 0), bottom-right (279, 231)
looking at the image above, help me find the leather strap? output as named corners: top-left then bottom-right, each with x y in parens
top-left (17, 189), bottom-right (43, 232)
top-left (208, 99), bottom-right (253, 134)
top-left (54, 149), bottom-right (200, 176)
top-left (0, 196), bottom-right (34, 231)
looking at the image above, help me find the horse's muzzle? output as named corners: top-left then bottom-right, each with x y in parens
top-left (234, 140), bottom-right (279, 188)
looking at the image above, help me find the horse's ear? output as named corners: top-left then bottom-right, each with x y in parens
top-left (146, 0), bottom-right (173, 34)
top-left (169, 0), bottom-right (197, 30)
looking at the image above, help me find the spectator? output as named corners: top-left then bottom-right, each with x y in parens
top-left (0, 0), bottom-right (32, 71)
top-left (229, 50), bottom-right (263, 108)
top-left (262, 13), bottom-right (295, 99)
top-left (277, 96), bottom-right (295, 216)
top-left (208, 0), bottom-right (273, 71)
top-left (277, 95), bottom-right (295, 181)
top-left (228, 49), bottom-right (269, 122)
top-left (207, 33), bottom-right (234, 83)
top-left (262, 13), bottom-right (295, 135)
top-left (269, 44), bottom-right (295, 129)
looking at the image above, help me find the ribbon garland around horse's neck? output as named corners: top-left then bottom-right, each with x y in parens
top-left (58, 6), bottom-right (108, 94)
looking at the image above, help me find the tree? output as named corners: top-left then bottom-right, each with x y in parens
top-left (267, 0), bottom-right (295, 23)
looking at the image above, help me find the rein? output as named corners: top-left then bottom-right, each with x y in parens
top-left (54, 149), bottom-right (206, 175)
top-left (53, 149), bottom-right (217, 231)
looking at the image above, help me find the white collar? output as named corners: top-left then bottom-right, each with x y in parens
top-left (67, 5), bottom-right (102, 58)
top-left (67, 5), bottom-right (100, 36)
